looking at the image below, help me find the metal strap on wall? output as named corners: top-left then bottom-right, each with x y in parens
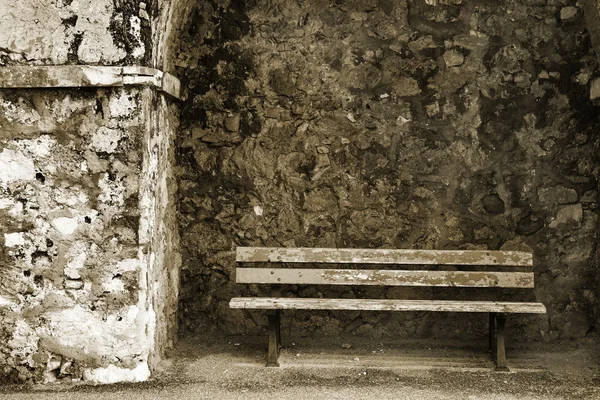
top-left (0, 66), bottom-right (181, 100)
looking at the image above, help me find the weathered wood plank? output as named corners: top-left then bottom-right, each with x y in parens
top-left (236, 247), bottom-right (533, 267)
top-left (229, 298), bottom-right (547, 314)
top-left (236, 268), bottom-right (535, 288)
top-left (495, 313), bottom-right (509, 371)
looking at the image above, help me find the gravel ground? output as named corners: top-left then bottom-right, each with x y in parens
top-left (1, 335), bottom-right (599, 399)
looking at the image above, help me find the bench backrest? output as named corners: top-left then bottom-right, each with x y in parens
top-left (235, 247), bottom-right (535, 289)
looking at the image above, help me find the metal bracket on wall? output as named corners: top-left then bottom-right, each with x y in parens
top-left (0, 65), bottom-right (181, 100)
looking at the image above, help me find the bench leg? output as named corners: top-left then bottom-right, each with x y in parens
top-left (489, 312), bottom-right (496, 354)
top-left (276, 309), bottom-right (281, 348)
top-left (495, 313), bottom-right (509, 372)
top-left (267, 310), bottom-right (281, 367)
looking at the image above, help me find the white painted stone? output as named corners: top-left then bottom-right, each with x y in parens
top-left (117, 258), bottom-right (140, 272)
top-left (129, 16), bottom-right (145, 59)
top-left (77, 32), bottom-right (127, 63)
top-left (0, 72), bottom-right (177, 386)
top-left (0, 149), bottom-right (36, 184)
top-left (33, 217), bottom-right (51, 232)
top-left (0, 99), bottom-right (41, 124)
top-left (16, 136), bottom-right (56, 158)
top-left (4, 232), bottom-right (25, 247)
top-left (39, 305), bottom-right (148, 364)
top-left (0, 198), bottom-right (14, 209)
top-left (83, 362), bottom-right (150, 384)
top-left (102, 278), bottom-right (125, 293)
top-left (65, 250), bottom-right (87, 279)
top-left (71, 0), bottom-right (127, 63)
top-left (8, 201), bottom-right (23, 218)
top-left (0, 0), bottom-right (128, 64)
top-left (254, 205), bottom-right (264, 216)
top-left (98, 173), bottom-right (125, 206)
top-left (65, 280), bottom-right (84, 290)
top-left (109, 91), bottom-right (138, 118)
top-left (0, 295), bottom-right (15, 307)
top-left (50, 96), bottom-right (87, 124)
top-left (54, 190), bottom-right (89, 207)
top-left (47, 359), bottom-right (61, 372)
top-left (51, 217), bottom-right (79, 235)
top-left (91, 127), bottom-right (124, 153)
top-left (77, 33), bottom-right (101, 63)
top-left (8, 319), bottom-right (38, 357)
top-left (0, 1), bottom-right (69, 63)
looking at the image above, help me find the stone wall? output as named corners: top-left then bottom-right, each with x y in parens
top-left (140, 88), bottom-right (181, 369)
top-left (176, 0), bottom-right (600, 341)
top-left (0, 0), bottom-right (149, 65)
top-left (581, 0), bottom-right (600, 340)
top-left (0, 0), bottom-right (180, 384)
top-left (0, 0), bottom-right (598, 385)
top-left (0, 87), bottom-right (147, 383)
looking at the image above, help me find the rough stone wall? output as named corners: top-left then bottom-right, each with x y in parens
top-left (0, 0), bottom-right (181, 385)
top-left (152, 0), bottom-right (190, 73)
top-left (139, 88), bottom-right (181, 369)
top-left (176, 0), bottom-right (600, 341)
top-left (581, 0), bottom-right (600, 339)
top-left (0, 0), bottom-right (149, 66)
top-left (0, 87), bottom-right (153, 383)
top-left (145, 0), bottom-right (185, 372)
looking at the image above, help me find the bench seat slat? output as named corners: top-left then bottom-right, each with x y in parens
top-left (236, 247), bottom-right (533, 267)
top-left (229, 298), bottom-right (547, 314)
top-left (236, 268), bottom-right (535, 288)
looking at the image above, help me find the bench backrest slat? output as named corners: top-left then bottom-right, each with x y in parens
top-left (236, 268), bottom-right (535, 288)
top-left (236, 247), bottom-right (533, 267)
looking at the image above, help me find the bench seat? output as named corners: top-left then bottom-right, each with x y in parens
top-left (230, 297), bottom-right (547, 314)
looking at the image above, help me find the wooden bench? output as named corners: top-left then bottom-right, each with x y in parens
top-left (229, 247), bottom-right (547, 370)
